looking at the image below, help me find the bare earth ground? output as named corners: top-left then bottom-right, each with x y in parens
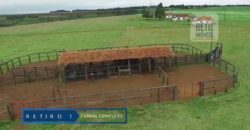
top-left (0, 64), bottom-right (230, 103)
top-left (168, 64), bottom-right (230, 99)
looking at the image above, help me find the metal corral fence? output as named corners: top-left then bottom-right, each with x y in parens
top-left (0, 54), bottom-right (208, 86)
top-left (200, 59), bottom-right (238, 96)
top-left (4, 59), bottom-right (238, 120)
top-left (0, 44), bottom-right (205, 75)
top-left (8, 85), bottom-right (177, 119)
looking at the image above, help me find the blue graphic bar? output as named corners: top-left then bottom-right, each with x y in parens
top-left (22, 108), bottom-right (128, 124)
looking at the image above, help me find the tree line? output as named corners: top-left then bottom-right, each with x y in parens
top-left (142, 3), bottom-right (166, 19)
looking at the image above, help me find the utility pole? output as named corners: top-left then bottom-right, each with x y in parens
top-left (149, 0), bottom-right (155, 18)
top-left (224, 7), bottom-right (226, 25)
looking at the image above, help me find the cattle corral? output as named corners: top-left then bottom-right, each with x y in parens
top-left (0, 44), bottom-right (238, 120)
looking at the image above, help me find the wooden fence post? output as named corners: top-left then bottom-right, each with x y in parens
top-left (0, 64), bottom-right (3, 74)
top-left (107, 63), bottom-right (110, 78)
top-left (18, 57), bottom-right (22, 65)
top-left (7, 104), bottom-right (15, 121)
top-left (175, 56), bottom-right (178, 66)
top-left (173, 86), bottom-right (177, 101)
top-left (185, 55), bottom-right (188, 64)
top-left (28, 55), bottom-right (31, 63)
top-left (199, 82), bottom-right (204, 96)
top-left (5, 62), bottom-right (9, 71)
top-left (138, 60), bottom-right (142, 73)
top-left (38, 53), bottom-right (41, 62)
top-left (148, 58), bottom-right (151, 72)
top-left (47, 52), bottom-right (50, 61)
top-left (55, 66), bottom-right (59, 78)
top-left (85, 64), bottom-right (88, 80)
top-left (233, 74), bottom-right (237, 88)
top-left (56, 51), bottom-right (59, 61)
top-left (164, 57), bottom-right (167, 69)
top-left (157, 88), bottom-right (160, 103)
top-left (166, 76), bottom-right (169, 85)
top-left (225, 63), bottom-right (228, 74)
top-left (11, 60), bottom-right (14, 69)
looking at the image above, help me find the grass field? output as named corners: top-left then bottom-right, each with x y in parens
top-left (0, 6), bottom-right (250, 130)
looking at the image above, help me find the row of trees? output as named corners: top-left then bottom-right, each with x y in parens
top-left (1, 7), bottom-right (142, 27)
top-left (142, 3), bottom-right (165, 19)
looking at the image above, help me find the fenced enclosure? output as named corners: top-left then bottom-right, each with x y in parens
top-left (8, 85), bottom-right (177, 119)
top-left (0, 43), bottom-right (239, 121)
top-left (200, 59), bottom-right (238, 96)
top-left (0, 66), bottom-right (63, 86)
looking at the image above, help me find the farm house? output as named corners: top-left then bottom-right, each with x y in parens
top-left (58, 46), bottom-right (175, 81)
top-left (192, 16), bottom-right (214, 25)
top-left (172, 14), bottom-right (189, 21)
top-left (165, 13), bottom-right (174, 19)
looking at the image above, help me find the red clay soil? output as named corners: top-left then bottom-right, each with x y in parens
top-left (65, 74), bottom-right (162, 95)
top-left (168, 64), bottom-right (231, 99)
top-left (58, 46), bottom-right (174, 65)
top-left (168, 64), bottom-right (229, 85)
top-left (0, 79), bottom-right (56, 102)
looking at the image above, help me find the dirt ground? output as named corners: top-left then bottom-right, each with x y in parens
top-left (168, 64), bottom-right (230, 99)
top-left (0, 64), bottom-right (230, 103)
top-left (65, 74), bottom-right (162, 95)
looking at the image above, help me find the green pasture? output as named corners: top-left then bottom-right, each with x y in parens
top-left (0, 6), bottom-right (250, 130)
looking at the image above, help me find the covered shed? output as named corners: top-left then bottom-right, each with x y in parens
top-left (58, 46), bottom-right (175, 81)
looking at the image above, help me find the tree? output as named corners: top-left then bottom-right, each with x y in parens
top-left (155, 3), bottom-right (166, 19)
top-left (142, 9), bottom-right (150, 18)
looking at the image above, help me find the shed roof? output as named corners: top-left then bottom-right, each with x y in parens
top-left (58, 46), bottom-right (174, 65)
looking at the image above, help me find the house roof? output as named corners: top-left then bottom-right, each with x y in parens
top-left (58, 46), bottom-right (175, 65)
top-left (194, 16), bottom-right (213, 21)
